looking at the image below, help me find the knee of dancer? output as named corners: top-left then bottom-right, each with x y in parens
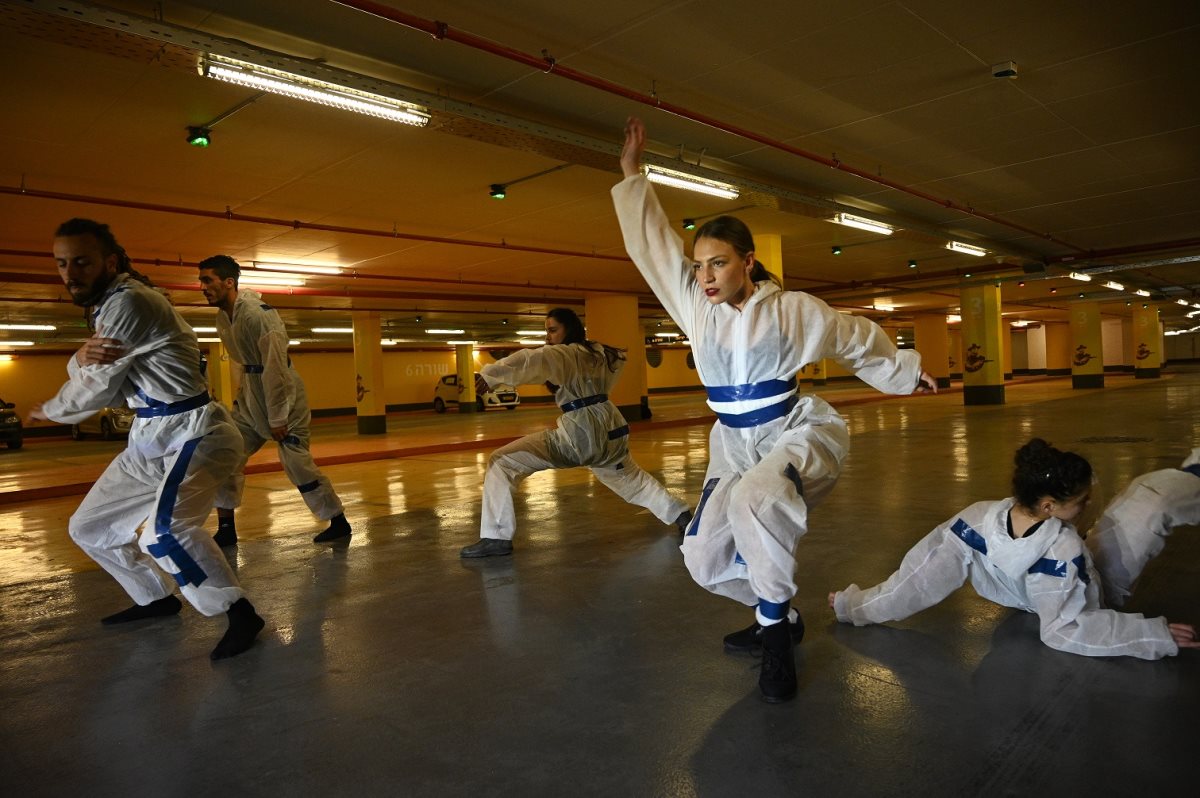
top-left (728, 477), bottom-right (799, 516)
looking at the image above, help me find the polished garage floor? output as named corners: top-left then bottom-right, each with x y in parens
top-left (1, 374), bottom-right (1197, 797)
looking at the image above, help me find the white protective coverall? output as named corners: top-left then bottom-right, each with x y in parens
top-left (1085, 449), bottom-right (1200, 607)
top-left (613, 175), bottom-right (923, 617)
top-left (477, 342), bottom-right (688, 540)
top-left (213, 288), bottom-right (343, 521)
top-left (833, 498), bottom-right (1178, 659)
top-left (41, 274), bottom-right (245, 616)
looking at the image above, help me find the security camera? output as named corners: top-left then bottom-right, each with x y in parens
top-left (992, 61), bottom-right (1018, 79)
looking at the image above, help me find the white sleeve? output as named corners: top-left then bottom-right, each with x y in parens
top-left (834, 516), bottom-right (973, 625)
top-left (258, 321), bottom-right (292, 429)
top-left (611, 174), bottom-right (702, 337)
top-left (1028, 548), bottom-right (1178, 660)
top-left (480, 347), bottom-right (562, 388)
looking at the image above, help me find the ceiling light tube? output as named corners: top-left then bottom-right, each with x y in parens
top-left (874, 303), bottom-right (895, 312)
top-left (654, 332), bottom-right (681, 338)
top-left (425, 329), bottom-right (465, 335)
top-left (447, 340), bottom-right (476, 346)
top-left (643, 165), bottom-right (739, 199)
top-left (832, 212), bottom-right (894, 235)
top-left (515, 330), bottom-right (546, 336)
top-left (518, 338), bottom-right (546, 346)
top-left (1010, 320), bottom-right (1030, 327)
top-left (201, 54), bottom-right (430, 127)
top-left (0, 340), bottom-right (35, 347)
top-left (239, 274), bottom-right (306, 287)
top-left (1134, 289), bottom-right (1151, 297)
top-left (197, 337), bottom-right (222, 343)
top-left (1102, 280), bottom-right (1124, 291)
top-left (381, 339), bottom-right (398, 346)
top-left (1068, 272), bottom-right (1092, 282)
top-left (311, 327), bottom-right (354, 334)
top-left (947, 241), bottom-right (987, 257)
top-left (0, 323), bottom-right (56, 331)
top-left (288, 340), bottom-right (301, 346)
top-left (192, 326), bottom-right (218, 333)
top-left (946, 314), bottom-right (962, 323)
top-left (251, 261), bottom-right (344, 275)
top-left (1178, 299), bottom-right (1190, 306)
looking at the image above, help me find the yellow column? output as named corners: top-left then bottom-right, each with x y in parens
top-left (913, 315), bottom-right (950, 389)
top-left (1132, 304), bottom-right (1162, 378)
top-left (948, 327), bottom-right (963, 380)
top-left (1045, 323), bottom-right (1072, 376)
top-left (1070, 301), bottom-right (1104, 389)
top-left (455, 344), bottom-right (479, 413)
top-left (960, 285), bottom-right (1004, 404)
top-left (1002, 327), bottom-right (1013, 380)
top-left (756, 233), bottom-right (784, 284)
top-left (206, 341), bottom-right (235, 408)
top-left (353, 311), bottom-right (386, 434)
top-left (1121, 318), bottom-right (1134, 373)
top-left (585, 294), bottom-right (648, 421)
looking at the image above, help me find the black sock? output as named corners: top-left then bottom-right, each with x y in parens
top-left (313, 514), bottom-right (352, 542)
top-left (101, 595), bottom-right (182, 625)
top-left (214, 518), bottom-right (237, 547)
top-left (210, 598), bottom-right (265, 660)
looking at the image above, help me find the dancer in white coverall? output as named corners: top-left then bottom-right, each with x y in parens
top-left (614, 118), bottom-right (936, 702)
top-left (1085, 448), bottom-right (1200, 608)
top-left (830, 438), bottom-right (1199, 660)
top-left (198, 256), bottom-right (351, 545)
top-left (27, 219), bottom-right (264, 660)
top-left (461, 307), bottom-right (691, 558)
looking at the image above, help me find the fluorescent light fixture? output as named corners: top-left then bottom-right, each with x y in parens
top-left (0, 323), bottom-right (55, 331)
top-left (197, 337), bottom-right (221, 343)
top-left (1134, 289), bottom-right (1151, 297)
top-left (832, 213), bottom-right (894, 236)
top-left (515, 330), bottom-right (546, 336)
top-left (643, 165), bottom-right (739, 199)
top-left (447, 340), bottom-right (476, 346)
top-left (311, 327), bottom-right (354, 334)
top-left (518, 338), bottom-right (545, 346)
top-left (947, 241), bottom-right (987, 257)
top-left (0, 354), bottom-right (17, 361)
top-left (425, 329), bottom-right (465, 335)
top-left (874, 303), bottom-right (895, 312)
top-left (201, 54), bottom-right (430, 127)
top-left (192, 326), bottom-right (218, 333)
top-left (1010, 320), bottom-right (1030, 327)
top-left (1102, 281), bottom-right (1124, 291)
top-left (654, 332), bottom-right (681, 338)
top-left (288, 340), bottom-right (300, 346)
top-left (946, 314), bottom-right (962, 323)
top-left (240, 274), bottom-right (305, 287)
top-left (1068, 272), bottom-right (1092, 282)
top-left (0, 340), bottom-right (35, 347)
top-left (1178, 299), bottom-right (1190, 306)
top-left (252, 261), bottom-right (344, 275)
top-left (380, 339), bottom-right (399, 346)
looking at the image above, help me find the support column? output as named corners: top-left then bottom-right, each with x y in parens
top-left (1070, 301), bottom-right (1104, 388)
top-left (960, 285), bottom-right (1005, 404)
top-left (585, 294), bottom-right (648, 421)
top-left (756, 233), bottom-right (784, 284)
top-left (1132, 304), bottom-right (1162, 378)
top-left (1045, 323), bottom-right (1071, 376)
top-left (206, 341), bottom-right (235, 409)
top-left (810, 358), bottom-right (827, 386)
top-left (1002, 326), bottom-right (1013, 381)
top-left (455, 343), bottom-right (479, 413)
top-left (353, 311), bottom-right (386, 434)
top-left (913, 315), bottom-right (951, 389)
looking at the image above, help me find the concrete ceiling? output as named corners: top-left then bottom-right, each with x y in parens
top-left (1, 0), bottom-right (1198, 351)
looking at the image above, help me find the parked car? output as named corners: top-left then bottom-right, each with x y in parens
top-left (0, 398), bottom-right (22, 449)
top-left (433, 373), bottom-right (519, 413)
top-left (71, 405), bottom-right (135, 440)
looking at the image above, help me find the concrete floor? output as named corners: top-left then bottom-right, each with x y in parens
top-left (1, 373), bottom-right (1197, 796)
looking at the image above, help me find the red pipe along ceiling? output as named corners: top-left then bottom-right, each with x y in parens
top-left (332, 0), bottom-right (1087, 254)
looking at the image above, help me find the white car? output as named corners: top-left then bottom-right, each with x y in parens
top-left (433, 373), bottom-right (519, 413)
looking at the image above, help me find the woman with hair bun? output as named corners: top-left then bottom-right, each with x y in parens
top-left (830, 438), bottom-right (1198, 659)
top-left (460, 307), bottom-right (691, 558)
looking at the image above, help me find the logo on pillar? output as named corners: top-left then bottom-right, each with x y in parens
top-left (964, 343), bottom-right (992, 373)
top-left (1072, 345), bottom-right (1096, 366)
top-left (1135, 343), bottom-right (1153, 361)
top-left (356, 374), bottom-right (369, 402)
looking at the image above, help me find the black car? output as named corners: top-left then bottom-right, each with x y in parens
top-left (0, 398), bottom-right (22, 450)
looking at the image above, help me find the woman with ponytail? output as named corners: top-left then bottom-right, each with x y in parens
top-left (460, 307), bottom-right (691, 558)
top-left (830, 438), bottom-right (1198, 659)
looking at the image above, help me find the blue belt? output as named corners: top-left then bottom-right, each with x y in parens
top-left (706, 376), bottom-right (797, 403)
top-left (135, 391), bottom-right (211, 418)
top-left (560, 394), bottom-right (608, 412)
top-left (715, 394), bottom-right (799, 428)
top-left (243, 365), bottom-right (264, 374)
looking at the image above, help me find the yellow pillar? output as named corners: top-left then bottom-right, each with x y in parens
top-left (960, 285), bottom-right (1004, 404)
top-left (913, 315), bottom-right (950, 389)
top-left (585, 294), bottom-right (648, 421)
top-left (948, 327), bottom-right (963, 380)
top-left (756, 233), bottom-right (784, 284)
top-left (1132, 304), bottom-right (1162, 378)
top-left (1045, 323), bottom-right (1072, 376)
top-left (455, 343), bottom-right (479, 413)
top-left (1002, 327), bottom-right (1013, 380)
top-left (810, 358), bottom-right (828, 386)
top-left (1121, 317), bottom-right (1134, 373)
top-left (353, 311), bottom-right (386, 434)
top-left (205, 341), bottom-right (235, 408)
top-left (1070, 301), bottom-right (1104, 389)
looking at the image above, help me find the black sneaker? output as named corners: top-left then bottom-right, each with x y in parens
top-left (758, 620), bottom-right (798, 703)
top-left (460, 538), bottom-right (513, 558)
top-left (313, 516), bottom-right (352, 543)
top-left (723, 614), bottom-right (805, 654)
top-left (213, 525), bottom-right (238, 547)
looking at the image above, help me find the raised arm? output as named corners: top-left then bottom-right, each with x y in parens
top-left (480, 346), bottom-right (564, 389)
